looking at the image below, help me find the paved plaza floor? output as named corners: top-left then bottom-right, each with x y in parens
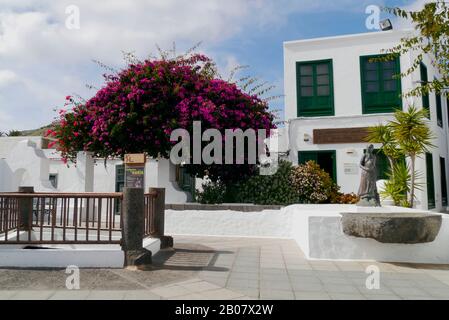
top-left (1, 236), bottom-right (449, 300)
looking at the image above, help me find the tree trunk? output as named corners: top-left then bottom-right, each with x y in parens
top-left (409, 155), bottom-right (416, 208)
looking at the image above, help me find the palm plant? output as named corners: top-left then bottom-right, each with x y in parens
top-left (389, 106), bottom-right (434, 207)
top-left (381, 161), bottom-right (421, 207)
top-left (367, 124), bottom-right (402, 179)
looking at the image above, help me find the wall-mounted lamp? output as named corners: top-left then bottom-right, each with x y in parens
top-left (303, 134), bottom-right (312, 142)
top-left (379, 19), bottom-right (393, 31)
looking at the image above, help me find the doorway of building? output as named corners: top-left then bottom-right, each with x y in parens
top-left (298, 150), bottom-right (337, 182)
top-left (426, 153), bottom-right (436, 210)
top-left (440, 157), bottom-right (448, 208)
top-left (115, 164), bottom-right (125, 214)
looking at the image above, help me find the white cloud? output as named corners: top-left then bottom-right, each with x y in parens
top-left (0, 70), bottom-right (18, 87)
top-left (0, 0), bottom-right (371, 131)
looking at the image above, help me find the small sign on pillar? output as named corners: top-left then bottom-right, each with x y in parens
top-left (124, 154), bottom-right (146, 189)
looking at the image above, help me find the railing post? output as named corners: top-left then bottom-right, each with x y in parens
top-left (18, 186), bottom-right (34, 231)
top-left (149, 187), bottom-right (173, 249)
top-left (121, 187), bottom-right (152, 268)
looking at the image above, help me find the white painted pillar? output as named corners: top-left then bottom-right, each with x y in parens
top-left (76, 151), bottom-right (94, 192)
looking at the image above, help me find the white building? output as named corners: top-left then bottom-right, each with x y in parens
top-left (0, 136), bottom-right (190, 203)
top-left (284, 30), bottom-right (449, 211)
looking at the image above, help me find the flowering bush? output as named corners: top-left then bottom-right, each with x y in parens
top-left (47, 53), bottom-right (276, 182)
top-left (330, 192), bottom-right (359, 204)
top-left (290, 161), bottom-right (339, 204)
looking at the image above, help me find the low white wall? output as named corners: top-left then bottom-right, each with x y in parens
top-left (165, 204), bottom-right (449, 264)
top-left (165, 209), bottom-right (294, 238)
top-left (0, 232), bottom-right (161, 268)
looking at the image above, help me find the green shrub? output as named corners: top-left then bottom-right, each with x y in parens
top-left (196, 180), bottom-right (227, 204)
top-left (290, 161), bottom-right (339, 204)
top-left (233, 160), bottom-right (297, 205)
top-left (196, 160), bottom-right (341, 205)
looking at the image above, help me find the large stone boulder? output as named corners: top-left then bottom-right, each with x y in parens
top-left (341, 212), bottom-right (442, 244)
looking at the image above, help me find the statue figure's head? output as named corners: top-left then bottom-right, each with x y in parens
top-left (367, 144), bottom-right (374, 154)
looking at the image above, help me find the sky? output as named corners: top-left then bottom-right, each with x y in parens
top-left (0, 0), bottom-right (429, 131)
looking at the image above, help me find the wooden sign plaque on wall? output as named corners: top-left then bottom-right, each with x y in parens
top-left (313, 127), bottom-right (370, 144)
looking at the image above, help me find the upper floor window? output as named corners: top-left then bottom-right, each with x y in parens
top-left (360, 55), bottom-right (402, 114)
top-left (296, 59), bottom-right (334, 117)
top-left (420, 62), bottom-right (430, 117)
top-left (436, 91), bottom-right (443, 127)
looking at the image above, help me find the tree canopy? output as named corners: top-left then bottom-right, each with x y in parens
top-left (47, 52), bottom-right (276, 183)
top-left (383, 1), bottom-right (449, 97)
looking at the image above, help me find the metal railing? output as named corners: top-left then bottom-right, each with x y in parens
top-left (0, 197), bottom-right (19, 235)
top-left (144, 191), bottom-right (158, 237)
top-left (0, 192), bottom-right (123, 245)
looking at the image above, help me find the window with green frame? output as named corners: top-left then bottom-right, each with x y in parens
top-left (296, 59), bottom-right (334, 117)
top-left (420, 62), bottom-right (430, 117)
top-left (360, 55), bottom-right (402, 114)
top-left (436, 91), bottom-right (443, 127)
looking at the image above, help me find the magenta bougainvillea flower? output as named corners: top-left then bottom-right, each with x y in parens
top-left (48, 53), bottom-right (276, 182)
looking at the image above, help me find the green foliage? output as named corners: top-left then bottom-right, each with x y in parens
top-left (368, 106), bottom-right (434, 207)
top-left (195, 180), bottom-right (227, 204)
top-left (196, 160), bottom-right (344, 205)
top-left (367, 124), bottom-right (402, 169)
top-left (382, 1), bottom-right (449, 97)
top-left (381, 161), bottom-right (411, 206)
top-left (233, 161), bottom-right (297, 205)
top-left (290, 161), bottom-right (340, 204)
top-left (6, 130), bottom-right (22, 137)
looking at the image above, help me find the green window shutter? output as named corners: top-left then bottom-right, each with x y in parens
top-left (374, 150), bottom-right (389, 180)
top-left (436, 92), bottom-right (443, 127)
top-left (426, 153), bottom-right (436, 209)
top-left (360, 55), bottom-right (402, 114)
top-left (420, 63), bottom-right (430, 116)
top-left (296, 60), bottom-right (334, 117)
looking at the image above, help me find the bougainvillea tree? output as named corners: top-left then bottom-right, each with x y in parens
top-left (47, 53), bottom-right (276, 183)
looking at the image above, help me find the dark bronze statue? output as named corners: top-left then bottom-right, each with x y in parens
top-left (357, 144), bottom-right (381, 207)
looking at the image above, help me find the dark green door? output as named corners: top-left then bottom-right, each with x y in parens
top-left (440, 157), bottom-right (448, 207)
top-left (298, 151), bottom-right (337, 182)
top-left (426, 153), bottom-right (435, 209)
top-left (115, 164), bottom-right (125, 214)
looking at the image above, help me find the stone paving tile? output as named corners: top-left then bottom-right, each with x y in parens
top-left (202, 288), bottom-right (245, 300)
top-left (356, 286), bottom-right (396, 296)
top-left (365, 295), bottom-right (402, 300)
top-left (123, 291), bottom-right (162, 300)
top-left (10, 290), bottom-right (56, 300)
top-left (329, 293), bottom-right (366, 300)
top-left (389, 286), bottom-right (430, 298)
top-left (227, 278), bottom-right (259, 289)
top-left (0, 291), bottom-right (18, 300)
top-left (150, 285), bottom-right (193, 298)
top-left (49, 290), bottom-right (91, 300)
top-left (288, 275), bottom-right (322, 284)
top-left (324, 284), bottom-right (361, 294)
top-left (178, 281), bottom-right (221, 293)
top-left (86, 290), bottom-right (126, 300)
top-left (169, 293), bottom-right (207, 300)
top-left (319, 276), bottom-right (352, 285)
top-left (260, 280), bottom-right (292, 291)
top-left (228, 272), bottom-right (259, 280)
top-left (286, 264), bottom-right (313, 270)
top-left (290, 282), bottom-right (324, 292)
top-left (382, 279), bottom-right (415, 287)
top-left (260, 268), bottom-right (288, 275)
top-left (294, 291), bottom-right (331, 300)
top-left (228, 287), bottom-right (260, 298)
top-left (260, 289), bottom-right (294, 300)
top-left (421, 287), bottom-right (449, 299)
